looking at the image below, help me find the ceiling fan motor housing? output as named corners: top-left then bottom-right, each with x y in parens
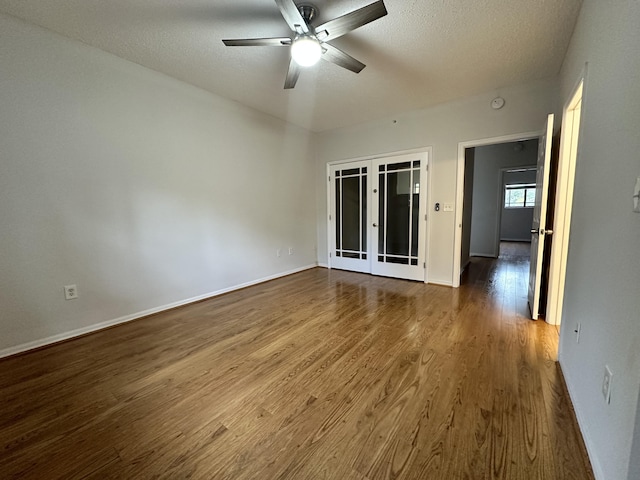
top-left (297, 4), bottom-right (317, 24)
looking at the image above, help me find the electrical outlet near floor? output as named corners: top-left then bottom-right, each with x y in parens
top-left (64, 284), bottom-right (78, 300)
top-left (276, 248), bottom-right (282, 257)
top-left (288, 247), bottom-right (294, 255)
top-left (602, 365), bottom-right (613, 404)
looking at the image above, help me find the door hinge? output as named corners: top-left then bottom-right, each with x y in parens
top-left (329, 252), bottom-right (332, 258)
top-left (328, 175), bottom-right (331, 182)
top-left (423, 262), bottom-right (426, 268)
top-left (424, 214), bottom-right (428, 221)
top-left (329, 214), bottom-right (332, 220)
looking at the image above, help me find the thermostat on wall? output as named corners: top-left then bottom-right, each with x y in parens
top-left (491, 97), bottom-right (505, 110)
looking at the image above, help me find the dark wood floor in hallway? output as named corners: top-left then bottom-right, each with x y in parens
top-left (0, 250), bottom-right (593, 479)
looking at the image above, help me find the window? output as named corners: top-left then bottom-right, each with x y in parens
top-left (504, 183), bottom-right (536, 208)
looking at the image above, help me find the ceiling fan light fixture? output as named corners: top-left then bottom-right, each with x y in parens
top-left (291, 35), bottom-right (321, 67)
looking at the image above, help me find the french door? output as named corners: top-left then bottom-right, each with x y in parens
top-left (329, 152), bottom-right (428, 281)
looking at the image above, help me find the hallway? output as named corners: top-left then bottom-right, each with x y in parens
top-left (464, 241), bottom-right (536, 324)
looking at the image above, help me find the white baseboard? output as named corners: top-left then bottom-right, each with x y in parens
top-left (558, 357), bottom-right (603, 480)
top-left (317, 262), bottom-right (329, 269)
top-left (470, 252), bottom-right (498, 258)
top-left (428, 278), bottom-right (453, 287)
top-left (0, 264), bottom-right (317, 360)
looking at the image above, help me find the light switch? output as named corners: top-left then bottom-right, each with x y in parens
top-left (443, 203), bottom-right (454, 212)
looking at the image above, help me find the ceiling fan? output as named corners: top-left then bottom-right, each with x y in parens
top-left (222, 0), bottom-right (388, 89)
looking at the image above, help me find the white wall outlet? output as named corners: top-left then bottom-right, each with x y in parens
top-left (288, 247), bottom-right (294, 255)
top-left (602, 365), bottom-right (613, 404)
top-left (276, 248), bottom-right (282, 257)
top-left (574, 322), bottom-right (581, 343)
top-left (443, 203), bottom-right (454, 212)
top-left (64, 284), bottom-right (78, 300)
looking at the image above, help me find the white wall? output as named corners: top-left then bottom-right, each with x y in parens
top-left (556, 1), bottom-right (640, 480)
top-left (0, 14), bottom-right (317, 356)
top-left (500, 169), bottom-right (537, 242)
top-left (630, 398), bottom-right (640, 480)
top-left (470, 141), bottom-right (538, 256)
top-left (315, 80), bottom-right (557, 285)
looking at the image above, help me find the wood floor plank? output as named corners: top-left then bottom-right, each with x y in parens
top-left (0, 244), bottom-right (594, 479)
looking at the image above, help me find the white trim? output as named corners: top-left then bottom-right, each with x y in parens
top-left (453, 131), bottom-right (542, 287)
top-left (558, 356), bottom-right (604, 480)
top-left (326, 163), bottom-right (332, 270)
top-left (326, 146), bottom-right (433, 166)
top-left (428, 278), bottom-right (453, 287)
top-left (0, 264), bottom-right (317, 360)
top-left (424, 154), bottom-right (433, 284)
top-left (317, 262), bottom-right (329, 269)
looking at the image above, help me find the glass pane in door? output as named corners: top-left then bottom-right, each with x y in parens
top-left (378, 161), bottom-right (420, 266)
top-left (341, 176), bottom-right (360, 252)
top-left (335, 167), bottom-right (367, 260)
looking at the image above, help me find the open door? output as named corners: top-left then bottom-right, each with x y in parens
top-left (528, 114), bottom-right (554, 319)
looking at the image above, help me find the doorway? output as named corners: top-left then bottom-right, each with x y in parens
top-left (454, 132), bottom-right (541, 287)
top-left (328, 151), bottom-right (429, 282)
top-left (459, 138), bottom-right (540, 272)
top-left (454, 83), bottom-right (584, 327)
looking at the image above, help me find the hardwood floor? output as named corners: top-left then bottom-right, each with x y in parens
top-left (0, 252), bottom-right (593, 479)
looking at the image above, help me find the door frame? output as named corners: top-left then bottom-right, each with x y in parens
top-left (327, 147), bottom-right (433, 283)
top-left (548, 69), bottom-right (587, 328)
top-left (453, 131), bottom-right (542, 288)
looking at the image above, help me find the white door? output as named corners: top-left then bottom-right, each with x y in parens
top-left (329, 152), bottom-right (428, 282)
top-left (547, 81), bottom-right (583, 326)
top-left (330, 160), bottom-right (371, 273)
top-left (528, 114), bottom-right (554, 319)
top-left (371, 153), bottom-right (428, 281)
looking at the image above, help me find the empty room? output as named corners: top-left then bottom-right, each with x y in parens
top-left (0, 1), bottom-right (638, 479)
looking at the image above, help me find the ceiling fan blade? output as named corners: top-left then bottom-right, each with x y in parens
top-left (321, 44), bottom-right (366, 73)
top-left (284, 57), bottom-right (301, 89)
top-left (274, 0), bottom-right (309, 34)
top-left (223, 37), bottom-right (291, 47)
top-left (315, 1), bottom-right (387, 42)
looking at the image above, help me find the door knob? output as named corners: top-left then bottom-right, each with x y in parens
top-left (373, 223), bottom-right (378, 227)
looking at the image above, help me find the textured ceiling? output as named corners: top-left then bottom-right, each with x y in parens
top-left (0, 0), bottom-right (582, 132)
